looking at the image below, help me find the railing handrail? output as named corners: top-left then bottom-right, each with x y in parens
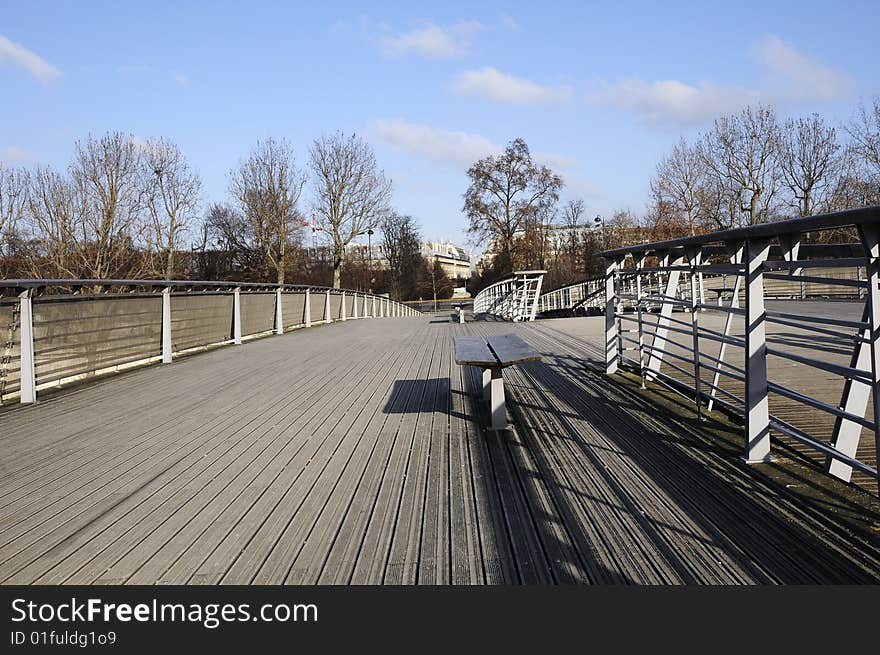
top-left (597, 205), bottom-right (880, 258)
top-left (0, 278), bottom-right (389, 295)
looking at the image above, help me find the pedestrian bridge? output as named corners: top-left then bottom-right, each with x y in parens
top-left (3, 206), bottom-right (880, 585)
top-left (1, 307), bottom-right (879, 584)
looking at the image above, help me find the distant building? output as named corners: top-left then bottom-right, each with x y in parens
top-left (421, 240), bottom-right (472, 281)
top-left (304, 238), bottom-right (473, 281)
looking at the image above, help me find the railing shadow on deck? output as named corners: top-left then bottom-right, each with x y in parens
top-left (498, 351), bottom-right (880, 582)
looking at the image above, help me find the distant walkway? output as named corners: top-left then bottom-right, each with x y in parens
top-left (1, 315), bottom-right (878, 584)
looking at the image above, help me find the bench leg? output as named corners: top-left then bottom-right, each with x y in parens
top-left (488, 367), bottom-right (507, 430)
top-left (482, 368), bottom-right (491, 402)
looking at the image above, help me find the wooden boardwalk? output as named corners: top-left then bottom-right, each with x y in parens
top-left (1, 315), bottom-right (879, 584)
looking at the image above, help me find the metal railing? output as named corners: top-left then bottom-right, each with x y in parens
top-left (0, 279), bottom-right (420, 405)
top-left (473, 270), bottom-right (546, 322)
top-left (598, 206), bottom-right (880, 493)
top-left (538, 262), bottom-right (866, 316)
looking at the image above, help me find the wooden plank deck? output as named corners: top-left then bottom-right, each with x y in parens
top-left (1, 314), bottom-right (879, 584)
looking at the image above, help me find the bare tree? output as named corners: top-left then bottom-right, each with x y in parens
top-left (702, 105), bottom-right (781, 226)
top-left (202, 202), bottom-right (264, 280)
top-left (846, 97), bottom-right (880, 181)
top-left (381, 212), bottom-right (421, 301)
top-left (776, 114), bottom-right (842, 217)
top-left (310, 132), bottom-right (392, 288)
top-left (229, 138), bottom-right (306, 284)
top-left (27, 166), bottom-right (84, 278)
top-left (0, 164), bottom-right (29, 261)
top-left (463, 138), bottom-right (563, 274)
top-left (70, 132), bottom-right (146, 278)
top-left (141, 137), bottom-right (202, 279)
top-left (652, 137), bottom-right (709, 235)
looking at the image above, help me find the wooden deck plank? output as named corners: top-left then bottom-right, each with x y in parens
top-left (1, 313), bottom-right (878, 585)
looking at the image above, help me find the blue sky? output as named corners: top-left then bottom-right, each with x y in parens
top-left (2, 0), bottom-right (879, 253)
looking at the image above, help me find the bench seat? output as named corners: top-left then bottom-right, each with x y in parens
top-left (453, 334), bottom-right (541, 430)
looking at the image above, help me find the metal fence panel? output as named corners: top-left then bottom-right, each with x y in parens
top-left (281, 291), bottom-right (307, 329)
top-left (240, 292), bottom-right (275, 337)
top-left (170, 293), bottom-right (232, 352)
top-left (32, 296), bottom-right (162, 385)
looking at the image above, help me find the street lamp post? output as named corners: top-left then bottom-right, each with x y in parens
top-left (594, 214), bottom-right (605, 250)
top-left (367, 229), bottom-right (374, 293)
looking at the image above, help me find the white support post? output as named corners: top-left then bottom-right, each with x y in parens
top-left (341, 291), bottom-right (347, 321)
top-left (363, 294), bottom-right (369, 318)
top-left (645, 251), bottom-right (684, 382)
top-left (488, 367), bottom-right (506, 430)
top-left (634, 254), bottom-right (646, 387)
top-left (324, 290), bottom-right (331, 323)
top-left (605, 257), bottom-right (619, 374)
top-left (371, 295), bottom-right (376, 318)
top-left (482, 367), bottom-right (491, 403)
top-left (233, 288), bottom-right (242, 344)
top-left (686, 248), bottom-right (703, 416)
top-left (18, 290), bottom-right (36, 404)
top-left (828, 302), bottom-right (873, 481)
top-left (829, 225), bottom-right (880, 481)
top-left (352, 293), bottom-right (359, 319)
top-left (304, 288), bottom-right (312, 327)
top-left (529, 274), bottom-right (544, 322)
top-left (162, 287), bottom-right (173, 363)
top-left (275, 288), bottom-right (284, 335)
top-left (743, 238), bottom-right (772, 463)
top-left (708, 242), bottom-right (743, 413)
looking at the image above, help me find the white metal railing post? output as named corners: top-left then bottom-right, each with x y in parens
top-left (860, 224), bottom-right (880, 492)
top-left (743, 238), bottom-right (772, 463)
top-left (275, 287), bottom-right (284, 335)
top-left (363, 294), bottom-right (369, 318)
top-left (371, 295), bottom-right (376, 318)
top-left (18, 289), bottom-right (36, 404)
top-left (529, 273), bottom-right (544, 322)
top-left (830, 225), bottom-right (880, 483)
top-left (686, 247), bottom-right (703, 417)
top-left (605, 257), bottom-right (619, 374)
top-left (304, 288), bottom-right (312, 327)
top-left (233, 287), bottom-right (242, 344)
top-left (707, 242), bottom-right (743, 413)
top-left (352, 293), bottom-right (359, 319)
top-left (162, 286), bottom-right (173, 363)
top-left (646, 251), bottom-right (684, 382)
top-left (341, 291), bottom-right (347, 321)
top-left (324, 290), bottom-right (331, 323)
top-left (634, 254), bottom-right (646, 387)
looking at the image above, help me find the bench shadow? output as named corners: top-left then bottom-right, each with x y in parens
top-left (383, 378), bottom-right (469, 422)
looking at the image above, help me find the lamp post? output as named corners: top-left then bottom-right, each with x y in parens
top-left (367, 228), bottom-right (374, 293)
top-left (594, 214), bottom-right (605, 250)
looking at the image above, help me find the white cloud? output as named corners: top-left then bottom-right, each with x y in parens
top-left (373, 118), bottom-right (577, 173)
top-left (0, 34), bottom-right (60, 82)
top-left (381, 21), bottom-right (481, 57)
top-left (374, 119), bottom-right (501, 167)
top-left (751, 34), bottom-right (853, 101)
top-left (0, 146), bottom-right (35, 163)
top-left (588, 35), bottom-right (852, 126)
top-left (452, 67), bottom-right (572, 106)
top-left (590, 79), bottom-right (758, 126)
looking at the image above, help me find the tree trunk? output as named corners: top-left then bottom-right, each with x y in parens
top-left (333, 259), bottom-right (342, 288)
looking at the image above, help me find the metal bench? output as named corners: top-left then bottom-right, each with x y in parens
top-left (451, 306), bottom-right (465, 323)
top-left (453, 333), bottom-right (542, 430)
